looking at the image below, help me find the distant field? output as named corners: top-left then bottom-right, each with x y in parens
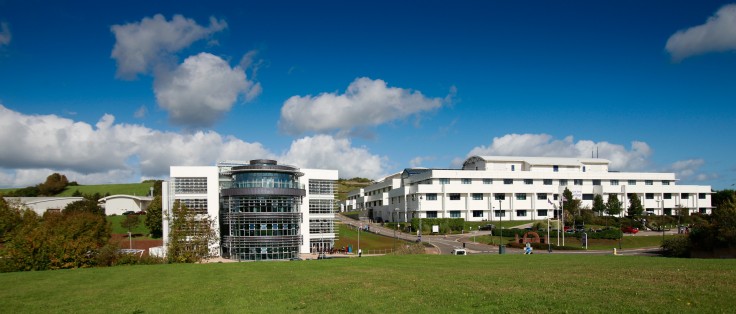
top-left (57, 182), bottom-right (153, 197)
top-left (1, 254), bottom-right (735, 312)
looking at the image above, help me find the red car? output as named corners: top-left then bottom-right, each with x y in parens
top-left (621, 226), bottom-right (639, 234)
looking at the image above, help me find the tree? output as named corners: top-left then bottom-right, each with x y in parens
top-left (63, 199), bottom-right (105, 216)
top-left (145, 196), bottom-right (163, 238)
top-left (166, 201), bottom-right (218, 263)
top-left (38, 173), bottom-right (69, 196)
top-left (0, 198), bottom-right (23, 242)
top-left (627, 193), bottom-right (644, 218)
top-left (592, 194), bottom-right (606, 216)
top-left (605, 194), bottom-right (622, 227)
top-left (121, 215), bottom-right (141, 233)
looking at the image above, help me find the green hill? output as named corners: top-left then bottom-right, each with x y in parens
top-left (56, 182), bottom-right (154, 197)
top-left (337, 178), bottom-right (373, 201)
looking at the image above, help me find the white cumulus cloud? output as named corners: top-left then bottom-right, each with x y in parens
top-left (666, 4), bottom-right (736, 61)
top-left (0, 22), bottom-right (11, 46)
top-left (279, 77), bottom-right (447, 135)
top-left (154, 52), bottom-right (261, 128)
top-left (111, 14), bottom-right (227, 79)
top-left (0, 105), bottom-right (387, 187)
top-left (466, 133), bottom-right (652, 171)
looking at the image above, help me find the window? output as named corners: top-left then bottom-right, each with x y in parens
top-left (516, 210), bottom-right (527, 217)
top-left (524, 179), bottom-right (533, 185)
top-left (494, 193), bottom-right (505, 200)
top-left (426, 193), bottom-right (437, 200)
top-left (450, 211), bottom-right (461, 218)
top-left (559, 179), bottom-right (568, 186)
top-left (681, 193), bottom-right (689, 199)
top-left (699, 193), bottom-right (706, 199)
top-left (664, 208), bottom-right (672, 216)
top-left (472, 193), bottom-right (483, 200)
top-left (439, 178), bottom-right (449, 185)
top-left (645, 193), bottom-right (654, 200)
top-left (554, 194), bottom-right (559, 201)
top-left (174, 177), bottom-right (208, 194)
top-left (309, 199), bottom-right (334, 214)
top-left (494, 210), bottom-right (506, 217)
top-left (516, 193), bottom-right (527, 200)
top-left (483, 178), bottom-right (493, 184)
top-left (462, 178), bottom-right (472, 184)
top-left (583, 166), bottom-right (586, 172)
top-left (504, 179), bottom-right (513, 185)
top-left (511, 165), bottom-right (515, 171)
top-left (664, 193), bottom-right (672, 200)
top-left (593, 179), bottom-right (601, 185)
top-left (628, 180), bottom-right (636, 185)
top-left (537, 209), bottom-right (548, 216)
top-left (699, 208), bottom-right (707, 214)
top-left (449, 193), bottom-right (461, 200)
top-left (543, 179), bottom-right (553, 185)
top-left (553, 165), bottom-right (559, 172)
top-left (537, 193), bottom-right (547, 200)
top-left (610, 180), bottom-right (619, 186)
top-left (662, 180), bottom-right (670, 185)
top-left (426, 211), bottom-right (438, 218)
top-left (309, 179), bottom-right (336, 195)
top-left (574, 179), bottom-right (583, 185)
top-left (645, 180), bottom-right (653, 186)
top-left (473, 210), bottom-right (483, 218)
top-left (646, 208), bottom-right (655, 214)
top-left (583, 194), bottom-right (594, 200)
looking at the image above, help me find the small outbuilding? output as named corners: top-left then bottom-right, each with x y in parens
top-left (98, 195), bottom-right (153, 216)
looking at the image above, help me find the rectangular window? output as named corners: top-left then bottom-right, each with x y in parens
top-left (494, 210), bottom-right (506, 218)
top-left (309, 179), bottom-right (336, 195)
top-left (559, 179), bottom-right (568, 186)
top-left (645, 193), bottom-right (654, 200)
top-left (473, 210), bottom-right (483, 218)
top-left (516, 193), bottom-right (527, 200)
top-left (450, 211), bottom-right (461, 218)
top-left (537, 193), bottom-right (547, 200)
top-left (553, 165), bottom-right (559, 172)
top-left (646, 208), bottom-right (655, 214)
top-left (664, 208), bottom-right (672, 216)
top-left (662, 180), bottom-right (670, 185)
top-left (593, 179), bottom-right (601, 185)
top-left (699, 208), bottom-right (707, 214)
top-left (574, 179), bottom-right (583, 185)
top-left (537, 209), bottom-right (548, 216)
top-left (494, 193), bottom-right (505, 201)
top-left (426, 211), bottom-right (438, 218)
top-left (472, 193), bottom-right (483, 200)
top-left (462, 178), bottom-right (472, 184)
top-left (174, 177), bottom-right (208, 194)
top-left (511, 165), bottom-right (515, 171)
top-left (439, 178), bottom-right (449, 185)
top-left (681, 193), bottom-right (689, 199)
top-left (611, 180), bottom-right (619, 186)
top-left (524, 179), bottom-right (533, 185)
top-left (426, 193), bottom-right (437, 201)
top-left (483, 178), bottom-right (493, 184)
top-left (645, 180), bottom-right (653, 186)
top-left (516, 210), bottom-right (527, 217)
top-left (449, 193), bottom-right (461, 200)
top-left (583, 194), bottom-right (593, 200)
top-left (664, 193), bottom-right (672, 200)
top-left (543, 179), bottom-right (553, 185)
top-left (504, 179), bottom-right (513, 185)
top-left (628, 180), bottom-right (636, 185)
top-left (699, 193), bottom-right (706, 199)
top-left (554, 194), bottom-right (559, 201)
top-left (583, 166), bottom-right (586, 172)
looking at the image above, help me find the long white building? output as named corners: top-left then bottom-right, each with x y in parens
top-left (345, 156), bottom-right (712, 223)
top-left (162, 160), bottom-right (338, 261)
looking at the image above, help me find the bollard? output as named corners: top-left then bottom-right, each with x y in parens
top-left (613, 248), bottom-right (617, 255)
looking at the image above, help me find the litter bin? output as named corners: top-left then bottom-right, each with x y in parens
top-left (499, 245), bottom-right (505, 254)
top-left (463, 242), bottom-right (466, 248)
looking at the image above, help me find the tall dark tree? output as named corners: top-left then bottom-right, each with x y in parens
top-left (592, 194), bottom-right (606, 216)
top-left (63, 199), bottom-right (105, 216)
top-left (605, 194), bottom-right (622, 227)
top-left (145, 196), bottom-right (163, 238)
top-left (38, 173), bottom-right (69, 196)
top-left (712, 189), bottom-right (736, 211)
top-left (627, 193), bottom-right (644, 218)
top-left (167, 201), bottom-right (217, 263)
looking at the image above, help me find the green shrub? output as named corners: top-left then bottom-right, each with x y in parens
top-left (662, 236), bottom-right (691, 258)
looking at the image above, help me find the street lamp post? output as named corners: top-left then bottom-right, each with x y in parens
top-left (498, 199), bottom-right (503, 254)
top-left (418, 195), bottom-right (423, 242)
top-left (394, 208), bottom-right (399, 253)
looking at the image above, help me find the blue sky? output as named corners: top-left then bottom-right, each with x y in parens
top-left (0, 0), bottom-right (734, 189)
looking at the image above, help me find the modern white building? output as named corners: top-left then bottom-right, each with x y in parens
top-left (162, 160), bottom-right (338, 261)
top-left (2, 197), bottom-right (83, 215)
top-left (98, 195), bottom-right (153, 215)
top-left (345, 156), bottom-right (713, 223)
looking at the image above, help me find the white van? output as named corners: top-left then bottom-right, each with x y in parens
top-left (452, 249), bottom-right (467, 255)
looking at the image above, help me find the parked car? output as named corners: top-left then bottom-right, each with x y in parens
top-left (621, 226), bottom-right (639, 234)
top-left (136, 211), bottom-right (146, 215)
top-left (452, 249), bottom-right (467, 255)
top-left (479, 224), bottom-right (495, 231)
top-left (122, 211), bottom-right (135, 215)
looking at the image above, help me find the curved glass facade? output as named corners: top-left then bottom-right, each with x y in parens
top-left (220, 160), bottom-right (304, 261)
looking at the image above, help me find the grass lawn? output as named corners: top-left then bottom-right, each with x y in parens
top-left (107, 215), bottom-right (151, 236)
top-left (334, 223), bottom-right (402, 252)
top-left (56, 182), bottom-right (153, 197)
top-left (1, 254), bottom-right (735, 312)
